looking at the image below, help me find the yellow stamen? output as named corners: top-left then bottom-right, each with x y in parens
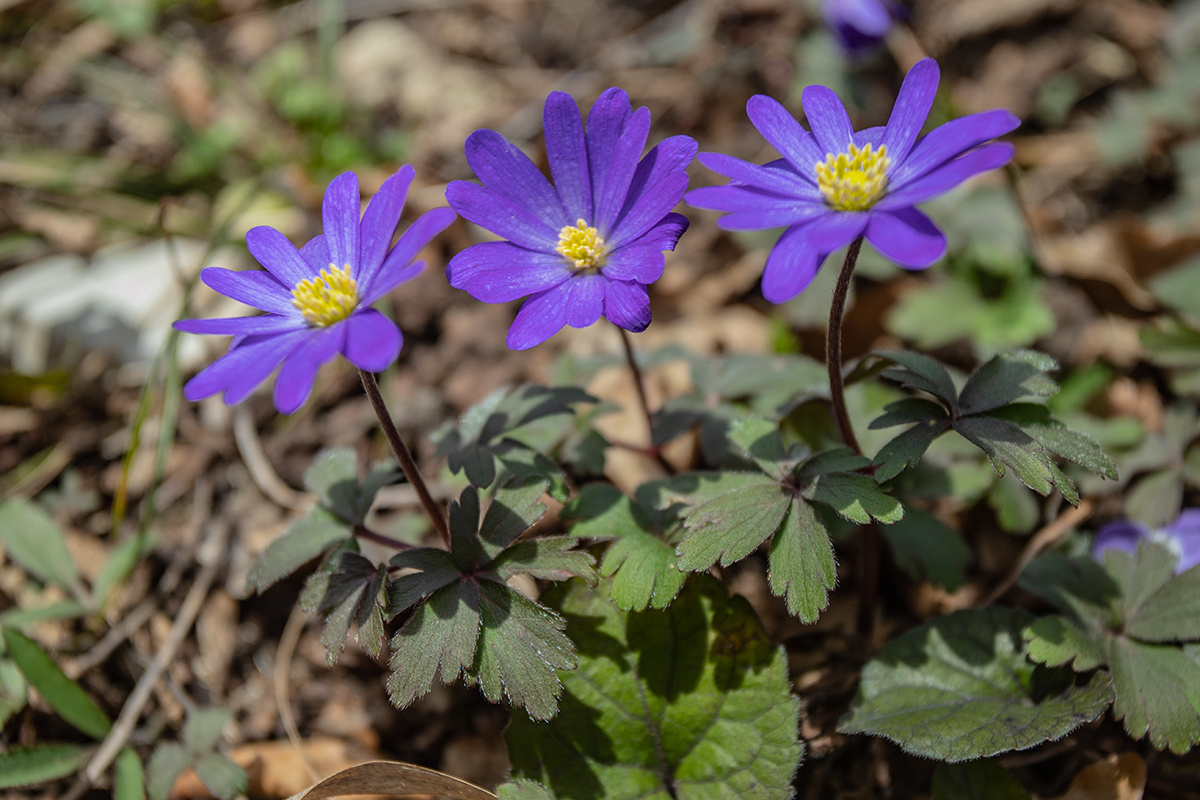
top-left (556, 219), bottom-right (606, 270)
top-left (291, 264), bottom-right (358, 327)
top-left (814, 142), bottom-right (891, 211)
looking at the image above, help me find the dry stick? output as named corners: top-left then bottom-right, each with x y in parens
top-left (618, 327), bottom-right (675, 475)
top-left (359, 369), bottom-right (451, 547)
top-left (825, 237), bottom-right (877, 638)
top-left (276, 604), bottom-right (321, 784)
top-left (980, 498), bottom-right (1095, 607)
top-left (84, 519), bottom-right (230, 784)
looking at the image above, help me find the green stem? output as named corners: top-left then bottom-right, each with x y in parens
top-left (359, 369), bottom-right (451, 548)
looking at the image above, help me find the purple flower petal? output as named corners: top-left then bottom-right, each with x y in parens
top-left (446, 180), bottom-right (559, 252)
top-left (686, 185), bottom-right (828, 230)
top-left (865, 207), bottom-right (947, 267)
top-left (610, 135), bottom-right (698, 245)
top-left (801, 84), bottom-right (855, 156)
top-left (299, 235), bottom-right (330, 274)
top-left (604, 280), bottom-right (651, 332)
top-left (853, 126), bottom-right (887, 147)
top-left (593, 106), bottom-right (651, 234)
top-left (760, 223), bottom-right (825, 303)
top-left (586, 88), bottom-right (633, 181)
top-left (696, 153), bottom-right (816, 196)
top-left (610, 172), bottom-right (690, 249)
top-left (273, 326), bottom-right (344, 414)
top-left (1093, 519), bottom-right (1150, 562)
top-left (565, 274), bottom-right (606, 329)
top-left (746, 95), bottom-right (825, 177)
top-left (880, 58), bottom-right (939, 164)
top-left (1164, 510), bottom-right (1200, 573)
top-left (323, 172), bottom-right (361, 273)
top-left (507, 286), bottom-right (570, 350)
top-left (174, 314), bottom-right (304, 336)
top-left (464, 129), bottom-right (569, 229)
top-left (636, 212), bottom-right (689, 252)
top-left (246, 226), bottom-right (313, 287)
top-left (199, 268), bottom-right (295, 316)
top-left (603, 244), bottom-right (664, 285)
top-left (183, 330), bottom-right (304, 404)
top-left (358, 166), bottom-right (414, 286)
top-left (879, 142), bottom-right (1016, 209)
top-left (808, 210), bottom-right (869, 252)
top-left (447, 241), bottom-right (573, 302)
top-left (361, 206), bottom-right (456, 304)
top-left (544, 92), bottom-right (593, 223)
top-left (891, 109), bottom-right (1021, 186)
top-left (343, 308), bottom-right (402, 373)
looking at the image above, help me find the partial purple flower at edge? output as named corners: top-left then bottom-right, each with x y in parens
top-left (1092, 510), bottom-right (1200, 574)
top-left (174, 167), bottom-right (456, 414)
top-left (686, 58), bottom-right (1021, 303)
top-left (445, 87), bottom-right (698, 350)
top-left (824, 0), bottom-right (904, 55)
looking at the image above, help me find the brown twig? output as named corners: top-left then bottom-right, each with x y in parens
top-left (980, 498), bottom-right (1095, 607)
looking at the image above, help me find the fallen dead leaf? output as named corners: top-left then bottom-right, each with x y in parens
top-left (171, 737), bottom-right (384, 799)
top-left (1047, 752), bottom-right (1145, 800)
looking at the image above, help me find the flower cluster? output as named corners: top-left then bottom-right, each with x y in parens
top-left (686, 58), bottom-right (1019, 302)
top-left (445, 88), bottom-right (697, 350)
top-left (1092, 510), bottom-right (1200, 574)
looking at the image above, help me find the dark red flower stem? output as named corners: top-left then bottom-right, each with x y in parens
top-left (825, 235), bottom-right (879, 639)
top-left (618, 327), bottom-right (675, 475)
top-left (359, 369), bottom-right (451, 548)
top-left (353, 523), bottom-right (414, 551)
top-left (827, 235), bottom-right (864, 456)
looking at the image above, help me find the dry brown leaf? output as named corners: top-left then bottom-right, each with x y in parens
top-left (287, 759), bottom-right (498, 800)
top-left (1049, 752), bottom-right (1146, 800)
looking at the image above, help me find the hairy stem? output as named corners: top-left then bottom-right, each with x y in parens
top-left (827, 236), bottom-right (864, 456)
top-left (619, 327), bottom-right (675, 475)
top-left (359, 369), bottom-right (451, 547)
top-left (354, 523), bottom-right (414, 552)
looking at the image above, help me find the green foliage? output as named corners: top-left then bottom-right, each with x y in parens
top-left (870, 350), bottom-right (1118, 501)
top-left (931, 760), bottom-right (1030, 800)
top-left (497, 780), bottom-right (556, 800)
top-left (386, 479), bottom-right (594, 720)
top-left (248, 448), bottom-right (395, 594)
top-left (3, 629), bottom-right (110, 739)
top-left (114, 747), bottom-right (146, 800)
top-left (300, 546), bottom-right (388, 664)
top-left (839, 607), bottom-right (1113, 761)
top-left (1022, 543), bottom-right (1200, 752)
top-left (432, 385), bottom-right (597, 501)
top-left (882, 508), bottom-right (971, 591)
top-left (653, 353), bottom-right (826, 464)
top-left (507, 576), bottom-right (802, 800)
top-left (0, 744), bottom-right (90, 790)
top-left (0, 498), bottom-right (85, 600)
top-left (147, 707), bottom-right (246, 800)
top-left (669, 416), bottom-right (901, 622)
top-left (0, 659), bottom-right (27, 727)
top-left (561, 483), bottom-right (688, 611)
top-left (1142, 317), bottom-right (1200, 398)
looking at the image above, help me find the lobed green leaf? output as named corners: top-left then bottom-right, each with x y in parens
top-left (246, 506), bottom-right (350, 594)
top-left (957, 349), bottom-right (1059, 415)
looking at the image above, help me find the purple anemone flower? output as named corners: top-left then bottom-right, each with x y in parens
top-left (445, 87), bottom-right (698, 350)
top-left (685, 58), bottom-right (1020, 303)
top-left (1092, 510), bottom-right (1200, 574)
top-left (175, 167), bottom-right (456, 414)
top-left (824, 0), bottom-right (901, 54)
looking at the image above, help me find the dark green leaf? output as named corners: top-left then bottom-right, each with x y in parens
top-left (1024, 615), bottom-right (1107, 671)
top-left (0, 744), bottom-right (89, 790)
top-left (882, 509), bottom-right (971, 591)
top-left (303, 449), bottom-right (396, 524)
top-left (561, 484), bottom-right (649, 541)
top-left (0, 658), bottom-right (27, 727)
top-left (600, 529), bottom-right (689, 611)
top-left (676, 480), bottom-right (790, 571)
top-left (508, 576), bottom-right (802, 800)
top-left (183, 707), bottom-right (230, 754)
top-left (0, 498), bottom-right (82, 597)
top-left (769, 500), bottom-right (836, 622)
top-left (388, 582), bottom-right (482, 709)
top-left (931, 760), bottom-right (1030, 800)
top-left (985, 404), bottom-right (1118, 480)
top-left (1125, 468), bottom-right (1184, 528)
top-left (3, 629), bottom-right (110, 739)
top-left (387, 549), bottom-right (461, 614)
top-left (870, 397), bottom-right (950, 429)
top-left (804, 471), bottom-right (903, 524)
top-left (1109, 638), bottom-right (1200, 753)
top-left (489, 537), bottom-right (595, 584)
top-left (470, 580), bottom-right (574, 721)
top-left (839, 607), bottom-right (1112, 761)
top-left (872, 420), bottom-right (948, 482)
top-left (876, 351), bottom-right (958, 405)
top-left (1124, 562), bottom-right (1200, 641)
top-left (113, 747), bottom-right (145, 800)
top-left (193, 752), bottom-right (248, 800)
top-left (478, 478), bottom-right (549, 557)
top-left (496, 779), bottom-right (556, 800)
top-left (987, 473), bottom-right (1040, 535)
top-left (1018, 550), bottom-right (1120, 628)
top-left (246, 506), bottom-right (350, 594)
top-left (958, 350), bottom-right (1058, 415)
top-left (728, 415), bottom-right (788, 476)
top-left (954, 417), bottom-right (1077, 502)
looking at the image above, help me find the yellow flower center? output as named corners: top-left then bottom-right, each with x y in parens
top-left (815, 142), bottom-right (891, 211)
top-left (291, 264), bottom-right (358, 327)
top-left (556, 219), bottom-right (606, 270)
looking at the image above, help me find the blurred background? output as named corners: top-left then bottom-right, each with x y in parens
top-left (2, 0), bottom-right (1200, 797)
